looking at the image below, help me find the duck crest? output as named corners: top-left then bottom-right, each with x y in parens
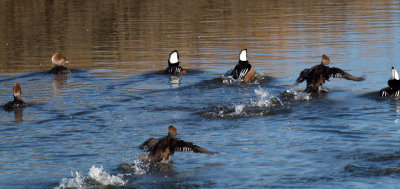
top-left (168, 125), bottom-right (178, 137)
top-left (392, 67), bottom-right (399, 80)
top-left (168, 50), bottom-right (179, 65)
top-left (51, 52), bottom-right (69, 66)
top-left (13, 82), bottom-right (22, 101)
top-left (321, 55), bottom-right (331, 65)
top-left (239, 49), bottom-right (247, 62)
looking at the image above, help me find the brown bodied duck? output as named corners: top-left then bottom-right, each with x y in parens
top-left (296, 55), bottom-right (364, 93)
top-left (4, 82), bottom-right (27, 110)
top-left (49, 53), bottom-right (71, 74)
top-left (139, 126), bottom-right (214, 163)
top-left (380, 67), bottom-right (400, 97)
top-left (229, 49), bottom-right (256, 83)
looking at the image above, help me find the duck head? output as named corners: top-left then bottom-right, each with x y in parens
top-left (321, 55), bottom-right (332, 65)
top-left (392, 67), bottom-right (399, 80)
top-left (51, 53), bottom-right (69, 66)
top-left (13, 81), bottom-right (22, 101)
top-left (239, 49), bottom-right (248, 63)
top-left (168, 125), bottom-right (178, 138)
top-left (168, 50), bottom-right (179, 66)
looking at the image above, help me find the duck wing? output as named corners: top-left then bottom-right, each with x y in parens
top-left (231, 64), bottom-right (252, 80)
top-left (327, 67), bottom-right (364, 81)
top-left (296, 68), bottom-right (312, 83)
top-left (139, 138), bottom-right (160, 151)
top-left (174, 140), bottom-right (215, 154)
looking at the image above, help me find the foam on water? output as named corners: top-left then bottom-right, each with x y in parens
top-left (54, 165), bottom-right (127, 189)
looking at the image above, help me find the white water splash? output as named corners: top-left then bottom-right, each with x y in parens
top-left (281, 89), bottom-right (312, 101)
top-left (252, 87), bottom-right (283, 107)
top-left (54, 165), bottom-right (126, 189)
top-left (54, 171), bottom-right (85, 189)
top-left (235, 104), bottom-right (245, 114)
top-left (88, 165), bottom-right (126, 186)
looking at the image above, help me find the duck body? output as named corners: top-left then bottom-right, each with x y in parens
top-left (165, 50), bottom-right (186, 76)
top-left (139, 126), bottom-right (214, 163)
top-left (49, 65), bottom-right (71, 74)
top-left (229, 49), bottom-right (256, 83)
top-left (4, 82), bottom-right (26, 111)
top-left (380, 67), bottom-right (400, 97)
top-left (49, 53), bottom-right (71, 74)
top-left (296, 55), bottom-right (364, 93)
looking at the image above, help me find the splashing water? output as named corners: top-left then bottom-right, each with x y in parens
top-left (88, 165), bottom-right (127, 186)
top-left (252, 87), bottom-right (283, 107)
top-left (54, 171), bottom-right (85, 189)
top-left (54, 165), bottom-right (127, 189)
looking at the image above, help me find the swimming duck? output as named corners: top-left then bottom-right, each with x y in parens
top-left (165, 50), bottom-right (187, 75)
top-left (4, 82), bottom-right (27, 110)
top-left (139, 126), bottom-right (214, 163)
top-left (229, 49), bottom-right (256, 83)
top-left (379, 67), bottom-right (400, 97)
top-left (49, 53), bottom-right (71, 74)
top-left (296, 55), bottom-right (364, 93)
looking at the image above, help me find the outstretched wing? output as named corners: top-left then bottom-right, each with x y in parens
top-left (296, 68), bottom-right (312, 83)
top-left (174, 140), bottom-right (215, 154)
top-left (139, 138), bottom-right (160, 151)
top-left (327, 67), bottom-right (364, 81)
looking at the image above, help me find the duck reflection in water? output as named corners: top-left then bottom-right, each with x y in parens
top-left (296, 55), bottom-right (364, 93)
top-left (49, 52), bottom-right (71, 74)
top-left (380, 67), bottom-right (400, 97)
top-left (226, 49), bottom-right (256, 83)
top-left (139, 126), bottom-right (214, 163)
top-left (165, 50), bottom-right (187, 84)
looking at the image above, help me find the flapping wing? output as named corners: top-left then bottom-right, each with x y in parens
top-left (139, 138), bottom-right (159, 151)
top-left (296, 68), bottom-right (312, 83)
top-left (327, 67), bottom-right (364, 81)
top-left (174, 140), bottom-right (215, 154)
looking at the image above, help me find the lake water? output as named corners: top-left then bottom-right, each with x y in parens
top-left (1, 0), bottom-right (400, 188)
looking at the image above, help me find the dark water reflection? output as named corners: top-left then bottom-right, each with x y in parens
top-left (1, 0), bottom-right (400, 188)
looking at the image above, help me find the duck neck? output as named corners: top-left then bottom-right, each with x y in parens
top-left (14, 95), bottom-right (22, 102)
top-left (168, 62), bottom-right (180, 67)
top-left (239, 60), bottom-right (249, 65)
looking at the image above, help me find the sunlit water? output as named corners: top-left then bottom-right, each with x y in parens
top-left (2, 0), bottom-right (400, 188)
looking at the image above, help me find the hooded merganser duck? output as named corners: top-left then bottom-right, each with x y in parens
top-left (229, 49), bottom-right (256, 83)
top-left (139, 126), bottom-right (214, 163)
top-left (379, 67), bottom-right (400, 97)
top-left (49, 53), bottom-right (71, 74)
top-left (4, 82), bottom-right (27, 110)
top-left (165, 50), bottom-right (187, 75)
top-left (296, 55), bottom-right (364, 93)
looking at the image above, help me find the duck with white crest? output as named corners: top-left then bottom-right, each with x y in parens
top-left (296, 55), bottom-right (365, 93)
top-left (379, 67), bottom-right (400, 97)
top-left (165, 50), bottom-right (186, 84)
top-left (139, 126), bottom-right (214, 163)
top-left (227, 49), bottom-right (256, 83)
top-left (4, 82), bottom-right (27, 110)
top-left (49, 52), bottom-right (71, 74)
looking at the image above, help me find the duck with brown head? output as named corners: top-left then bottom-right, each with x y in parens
top-left (4, 82), bottom-right (27, 110)
top-left (229, 49), bottom-right (256, 83)
top-left (296, 55), bottom-right (364, 93)
top-left (49, 53), bottom-right (71, 74)
top-left (380, 67), bottom-right (400, 97)
top-left (139, 126), bottom-right (214, 163)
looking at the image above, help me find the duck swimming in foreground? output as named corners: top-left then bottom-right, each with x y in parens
top-left (296, 55), bottom-right (364, 93)
top-left (165, 50), bottom-right (187, 75)
top-left (4, 82), bottom-right (27, 110)
top-left (139, 126), bottom-right (214, 163)
top-left (49, 53), bottom-right (71, 74)
top-left (228, 49), bottom-right (256, 83)
top-left (379, 67), bottom-right (400, 97)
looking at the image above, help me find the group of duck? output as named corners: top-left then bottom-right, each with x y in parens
top-left (3, 49), bottom-right (400, 163)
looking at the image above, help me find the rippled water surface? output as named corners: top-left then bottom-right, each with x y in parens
top-left (2, 0), bottom-right (400, 188)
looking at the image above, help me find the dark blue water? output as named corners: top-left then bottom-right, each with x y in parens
top-left (1, 0), bottom-right (400, 188)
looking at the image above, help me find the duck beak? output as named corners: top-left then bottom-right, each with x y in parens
top-left (65, 60), bottom-right (70, 64)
